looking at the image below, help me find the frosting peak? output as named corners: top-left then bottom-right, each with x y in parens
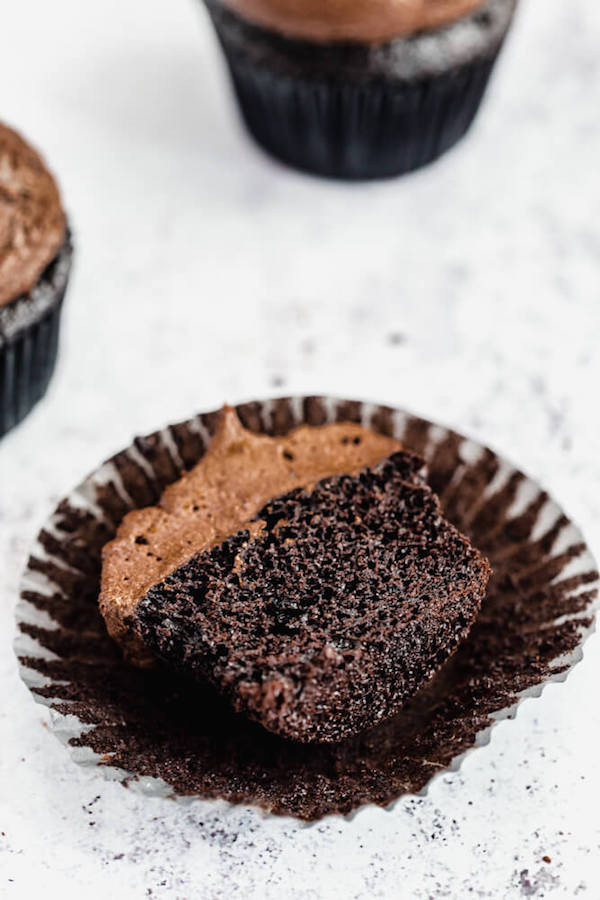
top-left (221, 0), bottom-right (486, 44)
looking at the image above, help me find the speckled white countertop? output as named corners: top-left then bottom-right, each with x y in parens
top-left (1, 0), bottom-right (600, 896)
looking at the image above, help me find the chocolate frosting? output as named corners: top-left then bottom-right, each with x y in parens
top-left (100, 407), bottom-right (402, 664)
top-left (220, 0), bottom-right (486, 43)
top-left (0, 123), bottom-right (65, 308)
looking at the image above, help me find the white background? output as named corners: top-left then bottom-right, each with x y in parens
top-left (1, 0), bottom-right (600, 897)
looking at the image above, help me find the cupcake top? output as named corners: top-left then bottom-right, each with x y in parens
top-left (221, 0), bottom-right (486, 43)
top-left (100, 406), bottom-right (402, 664)
top-left (0, 123), bottom-right (66, 308)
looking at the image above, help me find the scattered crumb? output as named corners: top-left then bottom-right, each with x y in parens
top-left (387, 332), bottom-right (405, 346)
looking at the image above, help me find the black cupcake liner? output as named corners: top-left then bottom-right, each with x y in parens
top-left (0, 232), bottom-right (73, 437)
top-left (204, 1), bottom-right (514, 179)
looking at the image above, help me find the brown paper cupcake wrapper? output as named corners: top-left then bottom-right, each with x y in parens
top-left (15, 397), bottom-right (599, 822)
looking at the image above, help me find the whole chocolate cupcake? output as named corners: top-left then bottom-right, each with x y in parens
top-left (203, 0), bottom-right (517, 179)
top-left (0, 123), bottom-right (72, 437)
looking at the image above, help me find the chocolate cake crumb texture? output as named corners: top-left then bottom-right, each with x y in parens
top-left (17, 398), bottom-right (599, 820)
top-left (135, 451), bottom-right (489, 743)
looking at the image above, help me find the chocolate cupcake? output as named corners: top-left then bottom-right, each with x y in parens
top-left (0, 122), bottom-right (72, 437)
top-left (101, 407), bottom-right (490, 743)
top-left (203, 0), bottom-right (518, 179)
top-left (15, 398), bottom-right (599, 819)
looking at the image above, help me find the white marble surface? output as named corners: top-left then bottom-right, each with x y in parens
top-left (1, 0), bottom-right (600, 896)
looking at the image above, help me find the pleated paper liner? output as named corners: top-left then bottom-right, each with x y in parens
top-left (0, 232), bottom-right (73, 437)
top-left (204, 0), bottom-right (517, 179)
top-left (15, 397), bottom-right (599, 821)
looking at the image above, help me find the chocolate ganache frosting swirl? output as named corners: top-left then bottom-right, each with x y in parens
top-left (220, 0), bottom-right (486, 43)
top-left (0, 123), bottom-right (66, 308)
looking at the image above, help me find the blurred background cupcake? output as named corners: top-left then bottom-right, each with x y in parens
top-left (0, 122), bottom-right (72, 437)
top-left (203, 0), bottom-right (518, 179)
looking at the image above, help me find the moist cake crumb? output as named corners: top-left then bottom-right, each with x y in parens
top-left (134, 451), bottom-right (490, 743)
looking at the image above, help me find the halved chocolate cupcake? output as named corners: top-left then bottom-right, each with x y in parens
top-left (17, 397), bottom-right (599, 818)
top-left (0, 122), bottom-right (72, 437)
top-left (203, 0), bottom-right (518, 178)
top-left (100, 406), bottom-right (490, 743)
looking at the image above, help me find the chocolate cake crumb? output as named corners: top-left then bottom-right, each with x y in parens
top-left (134, 452), bottom-right (490, 743)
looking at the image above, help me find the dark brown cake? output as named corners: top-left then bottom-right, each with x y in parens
top-left (133, 451), bottom-right (491, 743)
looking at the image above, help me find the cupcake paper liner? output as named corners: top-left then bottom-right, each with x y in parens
top-left (204, 0), bottom-right (515, 179)
top-left (15, 397), bottom-right (599, 822)
top-left (0, 232), bottom-right (73, 437)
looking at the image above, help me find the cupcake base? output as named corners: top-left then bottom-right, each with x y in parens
top-left (204, 0), bottom-right (516, 179)
top-left (0, 232), bottom-right (72, 437)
